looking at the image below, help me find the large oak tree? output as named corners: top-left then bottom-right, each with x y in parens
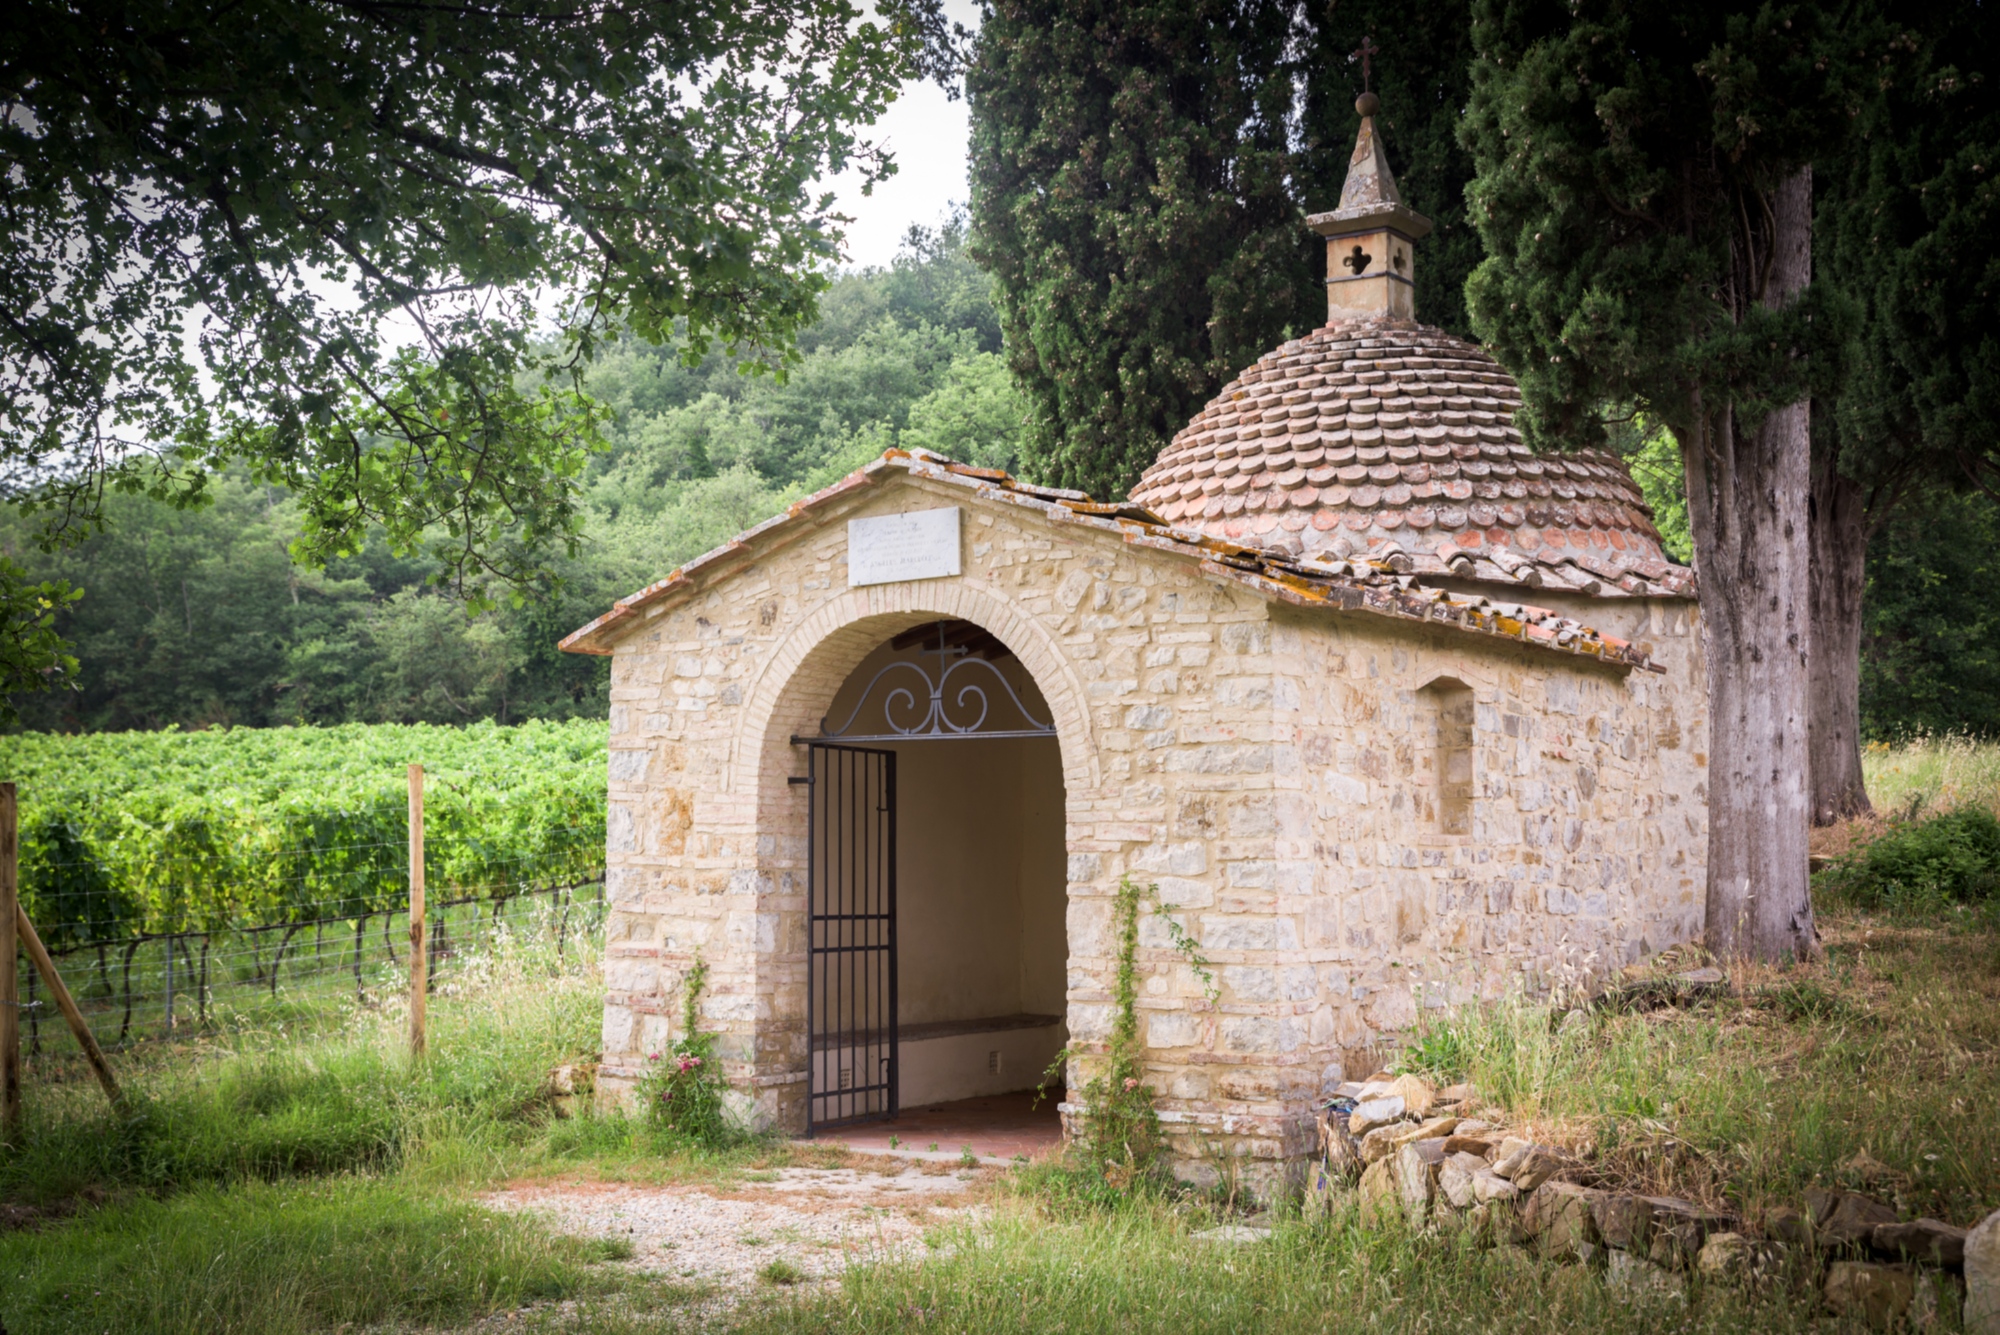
top-left (0, 0), bottom-right (923, 715)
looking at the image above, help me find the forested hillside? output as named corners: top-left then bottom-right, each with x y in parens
top-left (3, 219), bottom-right (1024, 733)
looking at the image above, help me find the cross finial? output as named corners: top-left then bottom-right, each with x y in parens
top-left (1351, 35), bottom-right (1379, 93)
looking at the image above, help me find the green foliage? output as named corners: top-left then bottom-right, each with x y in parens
top-left (1816, 806), bottom-right (2000, 912)
top-left (1604, 416), bottom-right (1692, 564)
top-left (1040, 877), bottom-right (1219, 1195)
top-left (2, 0), bottom-right (918, 623)
top-left (0, 1177), bottom-right (625, 1335)
top-left (901, 352), bottom-right (1030, 473)
top-left (806, 214), bottom-right (1005, 358)
top-left (0, 720), bottom-right (605, 939)
top-left (1044, 876), bottom-right (1164, 1191)
top-left (967, 0), bottom-right (1313, 498)
top-left (1861, 489), bottom-right (2000, 740)
top-left (1150, 894), bottom-right (1219, 1006)
top-left (1, 472), bottom-right (617, 731)
top-left (1818, 2), bottom-right (2000, 494)
top-left (1460, 1), bottom-right (1861, 452)
top-left (0, 559), bottom-right (81, 724)
top-left (965, 0), bottom-right (1486, 499)
top-left (636, 956), bottom-right (735, 1149)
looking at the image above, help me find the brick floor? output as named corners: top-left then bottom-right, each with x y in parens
top-left (803, 1091), bottom-right (1064, 1164)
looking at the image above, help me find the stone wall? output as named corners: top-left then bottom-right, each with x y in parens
top-left (587, 471), bottom-right (1706, 1193)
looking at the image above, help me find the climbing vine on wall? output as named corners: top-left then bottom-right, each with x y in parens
top-left (1041, 874), bottom-right (1219, 1186)
top-left (637, 955), bottom-right (734, 1148)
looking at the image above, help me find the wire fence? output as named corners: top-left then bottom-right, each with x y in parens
top-left (13, 874), bottom-right (604, 1061)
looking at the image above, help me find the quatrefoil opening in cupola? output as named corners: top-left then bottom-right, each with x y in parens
top-left (1343, 245), bottom-right (1372, 275)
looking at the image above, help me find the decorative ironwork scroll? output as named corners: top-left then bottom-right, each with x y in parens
top-left (815, 622), bottom-right (1057, 742)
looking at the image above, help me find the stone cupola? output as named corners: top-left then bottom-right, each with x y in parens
top-left (1308, 91), bottom-right (1432, 322)
top-left (1127, 93), bottom-right (1694, 598)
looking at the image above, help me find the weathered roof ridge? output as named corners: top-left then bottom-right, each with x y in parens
top-left (558, 449), bottom-right (1676, 672)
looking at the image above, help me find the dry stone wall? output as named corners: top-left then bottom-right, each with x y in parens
top-left (588, 472), bottom-right (1707, 1191)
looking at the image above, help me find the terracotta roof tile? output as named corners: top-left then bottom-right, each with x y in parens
top-left (1129, 314), bottom-right (1691, 595)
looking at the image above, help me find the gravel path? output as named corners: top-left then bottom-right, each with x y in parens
top-left (479, 1164), bottom-right (988, 1317)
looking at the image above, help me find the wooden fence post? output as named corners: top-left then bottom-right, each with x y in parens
top-left (409, 763), bottom-right (426, 1059)
top-left (14, 905), bottom-right (121, 1109)
top-left (1, 781), bottom-right (18, 1138)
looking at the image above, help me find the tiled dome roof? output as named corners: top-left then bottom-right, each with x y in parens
top-left (1129, 315), bottom-right (1686, 595)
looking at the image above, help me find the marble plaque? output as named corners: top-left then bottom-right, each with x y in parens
top-left (848, 507), bottom-right (962, 587)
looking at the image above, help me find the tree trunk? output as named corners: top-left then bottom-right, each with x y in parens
top-left (1808, 454), bottom-right (1874, 825)
top-left (1686, 167), bottom-right (1818, 962)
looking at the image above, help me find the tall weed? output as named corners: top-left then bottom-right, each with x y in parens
top-left (720, 1201), bottom-right (1811, 1335)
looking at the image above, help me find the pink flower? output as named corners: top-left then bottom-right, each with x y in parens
top-left (648, 1052), bottom-right (661, 1061)
top-left (1123, 1078), bottom-right (1140, 1091)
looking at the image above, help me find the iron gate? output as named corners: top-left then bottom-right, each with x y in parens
top-left (798, 742), bottom-right (897, 1133)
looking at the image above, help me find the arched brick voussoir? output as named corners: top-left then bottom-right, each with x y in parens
top-left (729, 576), bottom-right (1104, 810)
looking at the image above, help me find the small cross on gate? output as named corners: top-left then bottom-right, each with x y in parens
top-left (1351, 35), bottom-right (1379, 92)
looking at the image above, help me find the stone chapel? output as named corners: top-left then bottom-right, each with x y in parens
top-left (561, 93), bottom-right (1710, 1191)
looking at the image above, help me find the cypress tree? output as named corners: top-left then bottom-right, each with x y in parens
top-left (968, 1), bottom-right (1487, 498)
top-left (1461, 1), bottom-right (1864, 961)
top-left (1811, 3), bottom-right (2000, 820)
top-left (966, 0), bottom-right (1310, 498)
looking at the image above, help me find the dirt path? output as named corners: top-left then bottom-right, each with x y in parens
top-left (476, 1162), bottom-right (991, 1322)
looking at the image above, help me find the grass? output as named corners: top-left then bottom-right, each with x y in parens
top-left (1, 923), bottom-right (607, 1204)
top-left (0, 1177), bottom-right (630, 1335)
top-left (731, 1207), bottom-right (1812, 1335)
top-left (0, 923), bottom-right (699, 1334)
top-left (1862, 731), bottom-right (2000, 819)
top-left (758, 1258), bottom-right (806, 1286)
top-left (1816, 805), bottom-right (2000, 912)
top-left (0, 920), bottom-right (873, 1334)
top-left (1390, 914), bottom-right (2000, 1225)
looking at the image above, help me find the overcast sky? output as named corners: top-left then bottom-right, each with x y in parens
top-left (828, 3), bottom-right (979, 270)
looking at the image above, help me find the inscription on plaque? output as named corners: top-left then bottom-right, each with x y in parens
top-left (848, 507), bottom-right (962, 587)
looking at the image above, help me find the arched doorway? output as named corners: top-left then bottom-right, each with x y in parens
top-left (796, 619), bottom-right (1068, 1142)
